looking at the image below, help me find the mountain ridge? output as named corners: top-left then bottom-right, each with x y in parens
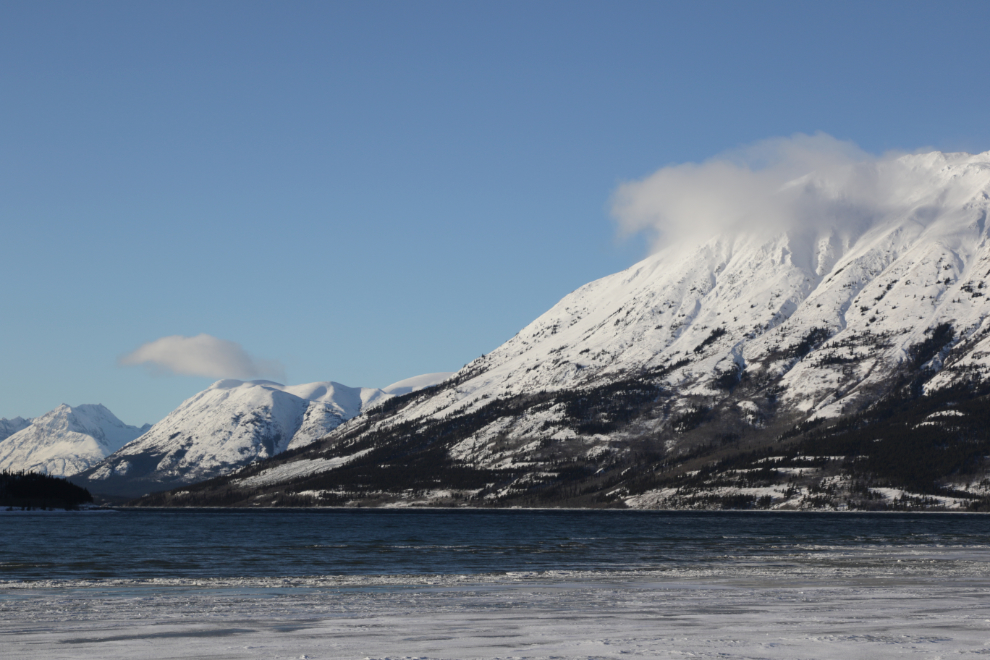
top-left (129, 150), bottom-right (990, 511)
top-left (0, 417), bottom-right (32, 443)
top-left (0, 404), bottom-right (147, 477)
top-left (74, 373), bottom-right (454, 496)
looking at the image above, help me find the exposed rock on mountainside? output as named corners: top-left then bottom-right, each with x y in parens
top-left (134, 151), bottom-right (990, 510)
top-left (0, 405), bottom-right (147, 477)
top-left (74, 374), bottom-right (453, 497)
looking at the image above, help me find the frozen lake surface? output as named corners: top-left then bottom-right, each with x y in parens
top-left (3, 509), bottom-right (990, 658)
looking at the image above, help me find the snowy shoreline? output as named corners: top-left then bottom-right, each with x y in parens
top-left (110, 504), bottom-right (990, 514)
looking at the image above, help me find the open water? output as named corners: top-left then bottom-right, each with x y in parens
top-left (3, 508), bottom-right (990, 582)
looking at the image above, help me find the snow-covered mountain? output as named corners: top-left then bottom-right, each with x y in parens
top-left (132, 150), bottom-right (990, 510)
top-left (74, 373), bottom-right (453, 496)
top-left (0, 417), bottom-right (32, 443)
top-left (0, 405), bottom-right (148, 477)
top-left (365, 151), bottom-right (990, 426)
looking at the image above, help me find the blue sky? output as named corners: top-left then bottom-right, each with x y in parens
top-left (3, 1), bottom-right (990, 425)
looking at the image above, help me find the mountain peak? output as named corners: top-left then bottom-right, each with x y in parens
top-left (74, 373), bottom-right (454, 496)
top-left (0, 404), bottom-right (145, 477)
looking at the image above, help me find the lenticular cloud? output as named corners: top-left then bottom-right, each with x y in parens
top-left (611, 132), bottom-right (928, 252)
top-left (120, 334), bottom-right (284, 381)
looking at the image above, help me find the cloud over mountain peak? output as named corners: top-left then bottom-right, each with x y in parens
top-left (120, 334), bottom-right (285, 381)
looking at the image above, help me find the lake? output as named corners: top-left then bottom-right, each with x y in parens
top-left (3, 509), bottom-right (990, 658)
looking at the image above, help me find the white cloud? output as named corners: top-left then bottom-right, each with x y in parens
top-left (611, 132), bottom-right (930, 252)
top-left (120, 334), bottom-right (285, 382)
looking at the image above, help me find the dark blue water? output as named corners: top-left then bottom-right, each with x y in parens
top-left (3, 509), bottom-right (989, 582)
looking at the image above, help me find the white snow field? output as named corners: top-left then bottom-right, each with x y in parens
top-left (5, 559), bottom-right (990, 659)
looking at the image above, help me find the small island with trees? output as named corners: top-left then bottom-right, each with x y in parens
top-left (0, 470), bottom-right (94, 510)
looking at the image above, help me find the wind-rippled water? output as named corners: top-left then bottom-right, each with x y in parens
top-left (3, 508), bottom-right (990, 583)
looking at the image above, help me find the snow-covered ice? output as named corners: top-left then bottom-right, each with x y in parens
top-left (5, 558), bottom-right (990, 659)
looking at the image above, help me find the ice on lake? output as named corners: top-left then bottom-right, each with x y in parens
top-left (5, 566), bottom-right (990, 659)
top-left (5, 510), bottom-right (990, 658)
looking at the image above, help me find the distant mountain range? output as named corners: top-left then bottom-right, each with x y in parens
top-left (1, 374), bottom-right (451, 495)
top-left (0, 417), bottom-right (32, 443)
top-left (12, 150), bottom-right (990, 511)
top-left (127, 150), bottom-right (990, 511)
top-left (50, 373), bottom-right (450, 497)
top-left (0, 405), bottom-right (148, 477)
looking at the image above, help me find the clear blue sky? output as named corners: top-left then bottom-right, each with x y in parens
top-left (3, 1), bottom-right (990, 425)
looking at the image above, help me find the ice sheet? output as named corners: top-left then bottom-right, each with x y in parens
top-left (5, 566), bottom-right (990, 659)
